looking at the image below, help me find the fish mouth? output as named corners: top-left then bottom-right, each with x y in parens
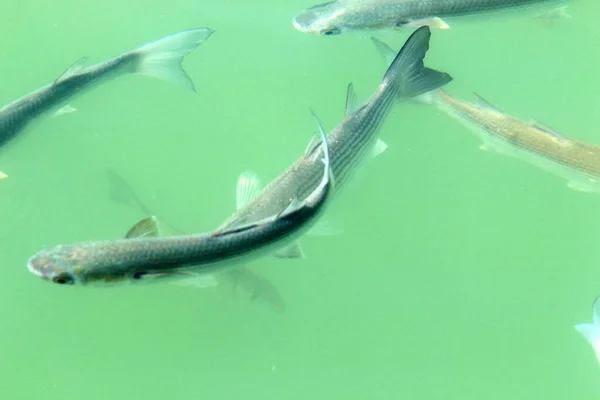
top-left (292, 16), bottom-right (308, 33)
top-left (26, 256), bottom-right (45, 278)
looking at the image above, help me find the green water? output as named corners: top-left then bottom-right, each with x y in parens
top-left (1, 0), bottom-right (600, 399)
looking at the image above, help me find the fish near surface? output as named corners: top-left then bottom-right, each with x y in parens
top-left (293, 0), bottom-right (569, 35)
top-left (0, 28), bottom-right (213, 151)
top-left (215, 26), bottom-right (452, 259)
top-left (372, 36), bottom-right (600, 194)
top-left (27, 112), bottom-right (335, 287)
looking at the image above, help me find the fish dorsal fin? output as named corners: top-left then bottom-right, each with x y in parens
top-left (125, 216), bottom-right (160, 238)
top-left (345, 83), bottom-right (358, 117)
top-left (473, 93), bottom-right (501, 112)
top-left (304, 109), bottom-right (329, 160)
top-left (55, 57), bottom-right (88, 83)
top-left (236, 171), bottom-right (262, 210)
top-left (273, 242), bottom-right (305, 259)
top-left (528, 119), bottom-right (565, 139)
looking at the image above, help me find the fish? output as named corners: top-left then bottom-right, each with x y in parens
top-left (293, 0), bottom-right (567, 35)
top-left (214, 26), bottom-right (452, 259)
top-left (372, 36), bottom-right (600, 193)
top-left (106, 167), bottom-right (287, 312)
top-left (575, 297), bottom-right (600, 364)
top-left (0, 28), bottom-right (213, 150)
top-left (26, 110), bottom-right (334, 286)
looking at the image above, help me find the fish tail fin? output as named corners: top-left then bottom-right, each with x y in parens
top-left (381, 26), bottom-right (452, 99)
top-left (131, 28), bottom-right (214, 91)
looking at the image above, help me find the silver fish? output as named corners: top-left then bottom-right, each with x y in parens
top-left (0, 28), bottom-right (213, 150)
top-left (373, 36), bottom-right (600, 193)
top-left (26, 111), bottom-right (334, 286)
top-left (105, 167), bottom-right (287, 312)
top-left (293, 0), bottom-right (566, 35)
top-left (215, 26), bottom-right (452, 258)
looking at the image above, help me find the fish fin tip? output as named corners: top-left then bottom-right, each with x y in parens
top-left (369, 139), bottom-right (388, 159)
top-left (51, 104), bottom-right (78, 118)
top-left (273, 242), bottom-right (305, 259)
top-left (473, 93), bottom-right (501, 112)
top-left (134, 28), bottom-right (214, 91)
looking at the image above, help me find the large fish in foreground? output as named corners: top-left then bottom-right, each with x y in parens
top-left (26, 112), bottom-right (334, 286)
top-left (215, 26), bottom-right (451, 258)
top-left (373, 37), bottom-right (600, 193)
top-left (0, 28), bottom-right (213, 150)
top-left (105, 167), bottom-right (286, 312)
top-left (293, 0), bottom-right (567, 35)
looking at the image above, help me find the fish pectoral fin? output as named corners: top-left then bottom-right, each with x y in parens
top-left (55, 57), bottom-right (89, 83)
top-left (273, 242), bottom-right (305, 259)
top-left (236, 171), bottom-right (262, 210)
top-left (308, 215), bottom-right (343, 236)
top-left (0, 170), bottom-right (7, 179)
top-left (345, 83), bottom-right (359, 117)
top-left (125, 216), bottom-right (160, 238)
top-left (51, 104), bottom-right (78, 118)
top-left (369, 139), bottom-right (388, 159)
top-left (592, 297), bottom-right (600, 324)
top-left (398, 17), bottom-right (449, 30)
top-left (567, 180), bottom-right (597, 193)
top-left (534, 5), bottom-right (572, 20)
top-left (171, 273), bottom-right (219, 288)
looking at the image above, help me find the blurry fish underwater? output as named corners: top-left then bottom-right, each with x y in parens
top-left (26, 112), bottom-right (334, 290)
top-left (105, 167), bottom-right (286, 312)
top-left (0, 28), bottom-right (213, 151)
top-left (216, 26), bottom-right (452, 259)
top-left (293, 0), bottom-right (569, 35)
top-left (575, 297), bottom-right (600, 364)
top-left (372, 37), bottom-right (600, 194)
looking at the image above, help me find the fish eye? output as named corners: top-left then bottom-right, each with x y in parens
top-left (52, 273), bottom-right (74, 285)
top-left (322, 28), bottom-right (340, 36)
top-left (132, 272), bottom-right (145, 280)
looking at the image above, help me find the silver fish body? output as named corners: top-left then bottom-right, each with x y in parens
top-left (293, 0), bottom-right (565, 35)
top-left (217, 27), bottom-right (452, 237)
top-left (27, 114), bottom-right (334, 286)
top-left (0, 28), bottom-right (212, 149)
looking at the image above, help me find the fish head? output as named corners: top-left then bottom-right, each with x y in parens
top-left (27, 244), bottom-right (86, 285)
top-left (293, 1), bottom-right (345, 36)
top-left (26, 244), bottom-right (135, 286)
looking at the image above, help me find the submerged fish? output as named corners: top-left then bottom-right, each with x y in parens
top-left (373, 36), bottom-right (600, 193)
top-left (106, 167), bottom-right (287, 312)
top-left (215, 26), bottom-right (451, 258)
top-left (0, 28), bottom-right (213, 149)
top-left (575, 297), bottom-right (600, 364)
top-left (293, 0), bottom-right (566, 35)
top-left (27, 111), bottom-right (334, 286)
